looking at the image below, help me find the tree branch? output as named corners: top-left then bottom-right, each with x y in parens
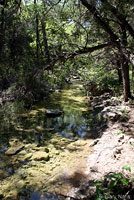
top-left (80, 0), bottom-right (119, 45)
top-left (44, 42), bottom-right (112, 70)
top-left (101, 0), bottom-right (134, 39)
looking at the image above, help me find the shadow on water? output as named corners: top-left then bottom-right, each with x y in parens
top-left (28, 170), bottom-right (95, 200)
top-left (29, 192), bottom-right (63, 200)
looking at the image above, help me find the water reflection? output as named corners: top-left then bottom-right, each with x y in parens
top-left (45, 112), bottom-right (89, 138)
top-left (0, 82), bottom-right (92, 144)
top-left (39, 82), bottom-right (92, 139)
top-left (20, 82), bottom-right (92, 140)
top-left (30, 192), bottom-right (61, 200)
top-left (0, 82), bottom-right (94, 200)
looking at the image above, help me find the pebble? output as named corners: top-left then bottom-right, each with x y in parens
top-left (117, 134), bottom-right (124, 141)
top-left (129, 138), bottom-right (134, 144)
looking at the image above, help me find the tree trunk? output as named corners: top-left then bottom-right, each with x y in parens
top-left (34, 0), bottom-right (39, 63)
top-left (120, 23), bottom-right (131, 101)
top-left (0, 0), bottom-right (6, 57)
top-left (121, 56), bottom-right (131, 101)
top-left (116, 59), bottom-right (122, 84)
top-left (80, 0), bottom-right (132, 101)
top-left (41, 19), bottom-right (50, 63)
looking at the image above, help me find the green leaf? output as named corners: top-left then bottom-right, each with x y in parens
top-left (123, 165), bottom-right (131, 172)
top-left (109, 180), bottom-right (117, 187)
top-left (121, 178), bottom-right (129, 186)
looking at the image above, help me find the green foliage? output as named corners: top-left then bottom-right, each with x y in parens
top-left (83, 64), bottom-right (119, 96)
top-left (123, 165), bottom-right (131, 172)
top-left (0, 101), bottom-right (25, 135)
top-left (94, 172), bottom-right (132, 199)
top-left (113, 129), bottom-right (123, 135)
top-left (0, 0), bottom-right (134, 104)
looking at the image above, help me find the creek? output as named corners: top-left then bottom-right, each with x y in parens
top-left (0, 81), bottom-right (96, 200)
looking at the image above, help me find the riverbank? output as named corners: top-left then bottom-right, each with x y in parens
top-left (67, 95), bottom-right (134, 199)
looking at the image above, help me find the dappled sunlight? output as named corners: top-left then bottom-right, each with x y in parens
top-left (0, 82), bottom-right (98, 199)
top-left (0, 133), bottom-right (93, 199)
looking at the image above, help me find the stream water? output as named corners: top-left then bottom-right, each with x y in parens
top-left (0, 81), bottom-right (96, 200)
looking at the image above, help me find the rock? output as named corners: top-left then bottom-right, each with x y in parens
top-left (35, 126), bottom-right (44, 132)
top-left (68, 132), bottom-right (74, 137)
top-left (5, 144), bottom-right (24, 156)
top-left (90, 166), bottom-right (98, 172)
top-left (44, 128), bottom-right (54, 132)
top-left (98, 106), bottom-right (122, 121)
top-left (118, 134), bottom-right (125, 142)
top-left (118, 134), bottom-right (125, 140)
top-left (113, 146), bottom-right (123, 158)
top-left (89, 139), bottom-right (99, 147)
top-left (55, 89), bottom-right (61, 92)
top-left (6, 190), bottom-right (18, 200)
top-left (115, 146), bottom-right (123, 152)
top-left (46, 109), bottom-right (63, 117)
top-left (31, 152), bottom-right (49, 161)
top-left (129, 138), bottom-right (134, 145)
top-left (67, 143), bottom-right (79, 151)
top-left (44, 148), bottom-right (49, 153)
top-left (25, 153), bottom-right (33, 160)
top-left (0, 169), bottom-right (9, 179)
top-left (0, 193), bottom-right (3, 199)
top-left (73, 140), bottom-right (87, 146)
top-left (51, 138), bottom-right (58, 144)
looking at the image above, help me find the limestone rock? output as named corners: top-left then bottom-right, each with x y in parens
top-left (31, 152), bottom-right (49, 161)
top-left (46, 109), bottom-right (63, 117)
top-left (129, 138), bottom-right (134, 145)
top-left (35, 126), bottom-right (44, 132)
top-left (5, 144), bottom-right (24, 156)
top-left (98, 106), bottom-right (122, 121)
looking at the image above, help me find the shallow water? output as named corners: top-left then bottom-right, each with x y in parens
top-left (41, 83), bottom-right (91, 139)
top-left (13, 82), bottom-right (93, 143)
top-left (0, 81), bottom-right (95, 200)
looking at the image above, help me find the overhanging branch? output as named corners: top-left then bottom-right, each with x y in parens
top-left (44, 42), bottom-right (112, 70)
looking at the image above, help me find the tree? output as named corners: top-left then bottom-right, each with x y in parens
top-left (79, 0), bottom-right (134, 101)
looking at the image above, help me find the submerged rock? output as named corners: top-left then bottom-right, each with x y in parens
top-left (46, 110), bottom-right (63, 117)
top-left (31, 152), bottom-right (49, 161)
top-left (0, 169), bottom-right (9, 179)
top-left (0, 193), bottom-right (3, 199)
top-left (5, 144), bottom-right (24, 156)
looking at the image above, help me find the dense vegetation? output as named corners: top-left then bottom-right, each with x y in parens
top-left (0, 0), bottom-right (134, 105)
top-left (1, 1), bottom-right (134, 199)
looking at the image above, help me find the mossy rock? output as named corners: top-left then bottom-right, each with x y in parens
top-left (31, 152), bottom-right (50, 161)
